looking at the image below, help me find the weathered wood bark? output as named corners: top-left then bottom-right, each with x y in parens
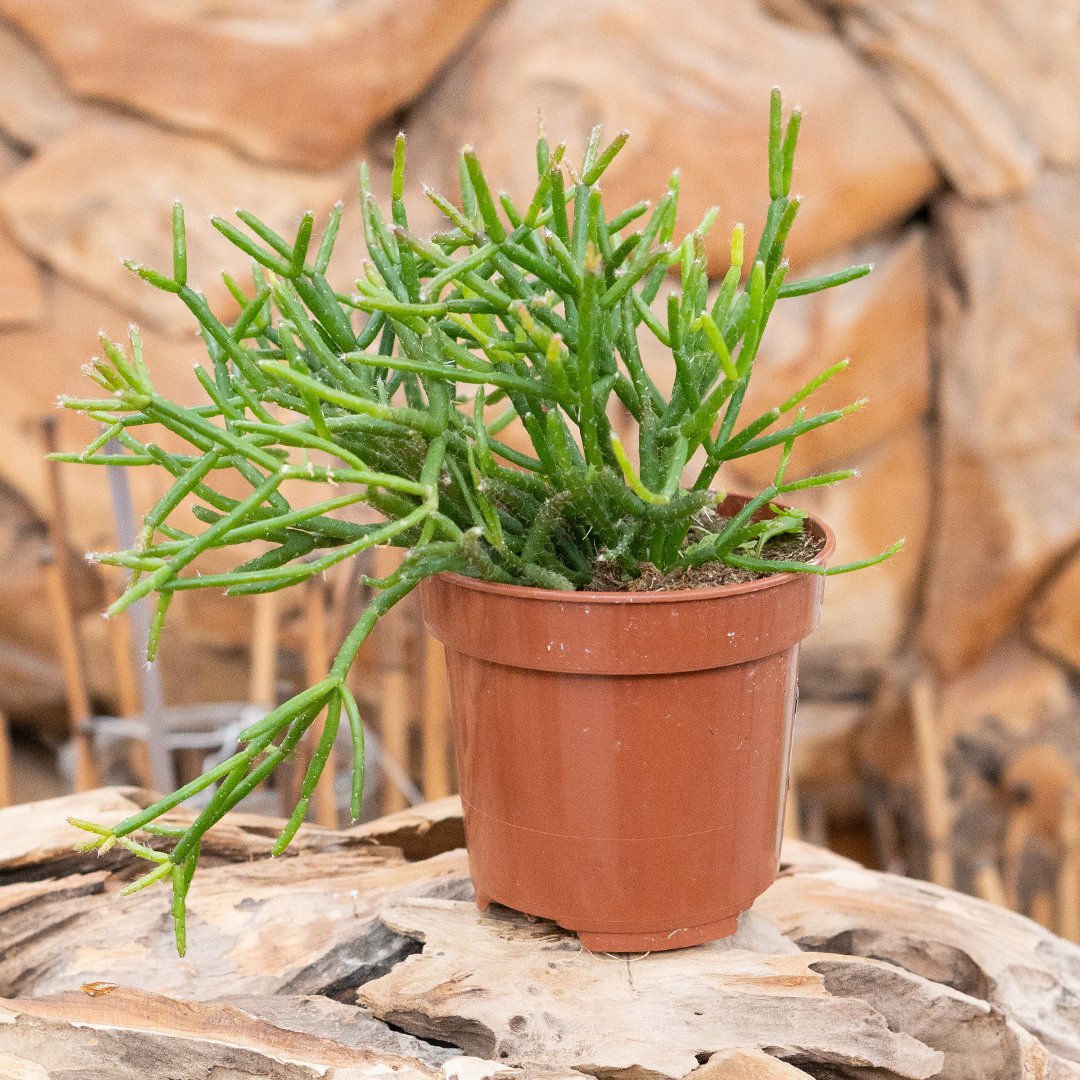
top-left (2, 789), bottom-right (1078, 1079)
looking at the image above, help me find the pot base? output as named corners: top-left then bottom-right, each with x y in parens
top-left (575, 915), bottom-right (740, 953)
top-left (474, 891), bottom-right (740, 953)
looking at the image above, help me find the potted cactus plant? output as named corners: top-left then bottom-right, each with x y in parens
top-left (63, 89), bottom-right (899, 954)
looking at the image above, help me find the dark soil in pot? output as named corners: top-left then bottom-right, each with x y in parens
top-left (588, 509), bottom-right (827, 592)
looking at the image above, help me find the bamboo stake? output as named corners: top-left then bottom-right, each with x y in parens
top-left (973, 862), bottom-right (1007, 908)
top-left (1057, 785), bottom-right (1080, 942)
top-left (327, 558), bottom-right (356, 661)
top-left (41, 551), bottom-right (98, 791)
top-left (303, 577), bottom-right (338, 828)
top-left (782, 776), bottom-right (801, 841)
top-left (103, 446), bottom-right (174, 794)
top-left (1003, 810), bottom-right (1031, 913)
top-left (349, 553), bottom-right (378, 690)
top-left (246, 590), bottom-right (283, 812)
top-left (40, 417), bottom-right (98, 791)
top-left (373, 546), bottom-right (410, 814)
top-left (422, 636), bottom-right (451, 799)
top-left (247, 592), bottom-right (279, 709)
top-left (910, 678), bottom-right (953, 889)
top-left (102, 569), bottom-right (150, 785)
top-left (0, 709), bottom-right (12, 807)
top-left (1031, 890), bottom-right (1056, 932)
top-left (381, 673), bottom-right (411, 814)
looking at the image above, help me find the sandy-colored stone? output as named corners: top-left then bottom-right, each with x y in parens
top-left (0, 25), bottom-right (99, 151)
top-left (0, 118), bottom-right (347, 335)
top-left (939, 641), bottom-right (1078, 747)
top-left (926, 443), bottom-right (1080, 677)
top-left (0, 228), bottom-right (43, 328)
top-left (759, 0), bottom-right (836, 35)
top-left (0, 138), bottom-right (21, 175)
top-left (939, 643), bottom-right (1080, 890)
top-left (1028, 553), bottom-right (1080, 674)
top-left (0, 110), bottom-right (44, 329)
top-left (691, 1049), bottom-right (819, 1079)
top-left (407, 0), bottom-right (938, 274)
top-left (820, 0), bottom-right (1080, 199)
top-left (0, 0), bottom-right (499, 170)
top-left (920, 171), bottom-right (1080, 676)
top-left (857, 639), bottom-right (1080, 896)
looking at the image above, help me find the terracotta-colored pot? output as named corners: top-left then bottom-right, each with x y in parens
top-left (419, 498), bottom-right (835, 952)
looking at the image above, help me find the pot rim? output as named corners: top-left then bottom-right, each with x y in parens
top-left (432, 501), bottom-right (836, 606)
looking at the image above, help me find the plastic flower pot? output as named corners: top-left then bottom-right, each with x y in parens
top-left (420, 496), bottom-right (836, 952)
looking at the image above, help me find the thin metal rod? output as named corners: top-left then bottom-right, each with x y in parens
top-left (40, 417), bottom-right (98, 791)
top-left (105, 439), bottom-right (174, 794)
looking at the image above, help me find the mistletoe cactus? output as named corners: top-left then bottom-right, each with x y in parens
top-left (61, 89), bottom-right (900, 952)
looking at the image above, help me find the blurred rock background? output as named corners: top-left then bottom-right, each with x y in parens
top-left (0, 0), bottom-right (1078, 926)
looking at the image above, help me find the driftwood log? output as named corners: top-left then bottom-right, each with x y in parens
top-left (1, 788), bottom-right (1079, 1079)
